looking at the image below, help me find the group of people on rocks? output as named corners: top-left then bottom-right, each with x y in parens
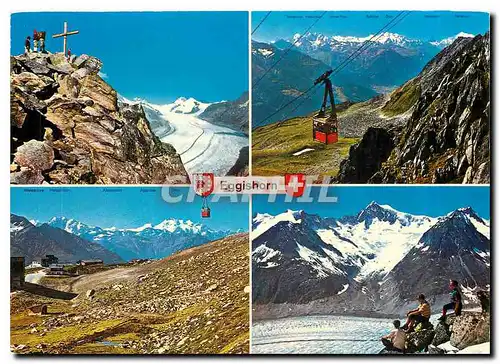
top-left (24, 30), bottom-right (73, 60)
top-left (24, 30), bottom-right (46, 54)
top-left (380, 279), bottom-right (482, 353)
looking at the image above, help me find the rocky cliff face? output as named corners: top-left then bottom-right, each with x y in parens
top-left (11, 52), bottom-right (189, 184)
top-left (335, 33), bottom-right (490, 184)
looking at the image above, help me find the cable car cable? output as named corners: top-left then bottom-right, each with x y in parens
top-left (253, 11), bottom-right (408, 130)
top-left (252, 11), bottom-right (327, 90)
top-left (274, 11), bottom-right (411, 127)
top-left (252, 11), bottom-right (272, 35)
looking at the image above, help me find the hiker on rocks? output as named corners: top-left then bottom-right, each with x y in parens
top-left (33, 30), bottom-right (39, 52)
top-left (477, 290), bottom-right (490, 313)
top-left (381, 319), bottom-right (406, 352)
top-left (402, 294), bottom-right (431, 332)
top-left (24, 36), bottom-right (31, 55)
top-left (39, 31), bottom-right (46, 53)
top-left (439, 280), bottom-right (462, 320)
top-left (67, 48), bottom-right (72, 60)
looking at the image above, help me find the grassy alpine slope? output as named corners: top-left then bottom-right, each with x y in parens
top-left (252, 98), bottom-right (408, 180)
top-left (11, 233), bottom-right (249, 354)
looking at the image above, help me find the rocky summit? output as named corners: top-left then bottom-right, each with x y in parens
top-left (335, 33), bottom-right (490, 184)
top-left (11, 52), bottom-right (189, 184)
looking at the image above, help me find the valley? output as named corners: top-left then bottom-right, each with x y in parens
top-left (251, 202), bottom-right (490, 319)
top-left (11, 233), bottom-right (250, 354)
top-left (252, 32), bottom-right (490, 184)
top-left (123, 95), bottom-right (249, 177)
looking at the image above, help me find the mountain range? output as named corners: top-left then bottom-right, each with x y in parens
top-left (11, 214), bottom-right (239, 263)
top-left (252, 31), bottom-right (475, 126)
top-left (46, 216), bottom-right (237, 261)
top-left (10, 214), bottom-right (122, 264)
top-left (251, 202), bottom-right (490, 317)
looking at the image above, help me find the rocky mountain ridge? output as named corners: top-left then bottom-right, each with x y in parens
top-left (11, 52), bottom-right (190, 184)
top-left (335, 32), bottom-right (490, 184)
top-left (10, 214), bottom-right (122, 264)
top-left (199, 92), bottom-right (249, 134)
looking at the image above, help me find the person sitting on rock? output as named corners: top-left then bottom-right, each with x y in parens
top-left (439, 280), bottom-right (462, 320)
top-left (477, 290), bottom-right (490, 313)
top-left (24, 36), bottom-right (31, 55)
top-left (402, 294), bottom-right (431, 332)
top-left (381, 319), bottom-right (406, 353)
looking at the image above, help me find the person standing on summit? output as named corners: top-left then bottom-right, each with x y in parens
top-left (33, 30), bottom-right (38, 52)
top-left (24, 36), bottom-right (31, 55)
top-left (439, 280), bottom-right (462, 320)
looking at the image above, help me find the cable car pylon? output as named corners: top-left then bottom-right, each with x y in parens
top-left (312, 69), bottom-right (338, 144)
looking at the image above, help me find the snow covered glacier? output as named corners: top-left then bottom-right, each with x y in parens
top-left (120, 96), bottom-right (248, 176)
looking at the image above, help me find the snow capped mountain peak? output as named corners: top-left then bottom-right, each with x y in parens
top-left (127, 223), bottom-right (153, 232)
top-left (153, 218), bottom-right (203, 233)
top-left (287, 31), bottom-right (422, 51)
top-left (168, 97), bottom-right (207, 114)
top-left (251, 209), bottom-right (303, 240)
top-left (430, 32), bottom-right (475, 47)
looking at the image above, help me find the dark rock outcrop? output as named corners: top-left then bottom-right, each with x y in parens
top-left (227, 146), bottom-right (249, 176)
top-left (406, 326), bottom-right (435, 353)
top-left (335, 33), bottom-right (490, 184)
top-left (334, 127), bottom-right (396, 183)
top-left (10, 52), bottom-right (189, 184)
top-left (432, 317), bottom-right (454, 347)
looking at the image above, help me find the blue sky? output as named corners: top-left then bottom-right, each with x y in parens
top-left (11, 187), bottom-right (249, 231)
top-left (252, 11), bottom-right (490, 43)
top-left (252, 186), bottom-right (490, 219)
top-left (11, 12), bottom-right (249, 104)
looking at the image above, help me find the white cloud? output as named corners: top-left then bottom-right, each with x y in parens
top-left (98, 71), bottom-right (108, 79)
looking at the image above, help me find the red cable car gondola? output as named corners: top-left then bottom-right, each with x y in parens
top-left (194, 173), bottom-right (214, 218)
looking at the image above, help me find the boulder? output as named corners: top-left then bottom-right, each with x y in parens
top-left (74, 54), bottom-right (102, 74)
top-left (406, 328), bottom-right (435, 353)
top-left (73, 54), bottom-right (90, 68)
top-left (20, 58), bottom-right (51, 75)
top-left (47, 62), bottom-right (74, 75)
top-left (86, 289), bottom-right (95, 299)
top-left (10, 168), bottom-right (44, 184)
top-left (56, 74), bottom-right (80, 98)
top-left (72, 67), bottom-right (91, 80)
top-left (427, 345), bottom-right (445, 355)
top-left (14, 140), bottom-right (54, 171)
top-left (11, 72), bottom-right (56, 97)
top-left (11, 86), bottom-right (47, 115)
top-left (450, 312), bottom-right (490, 350)
top-left (78, 74), bottom-right (117, 112)
top-left (432, 317), bottom-right (454, 346)
top-left (45, 97), bottom-right (83, 134)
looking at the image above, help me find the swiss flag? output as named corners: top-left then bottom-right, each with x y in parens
top-left (193, 173), bottom-right (214, 197)
top-left (284, 174), bottom-right (306, 197)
